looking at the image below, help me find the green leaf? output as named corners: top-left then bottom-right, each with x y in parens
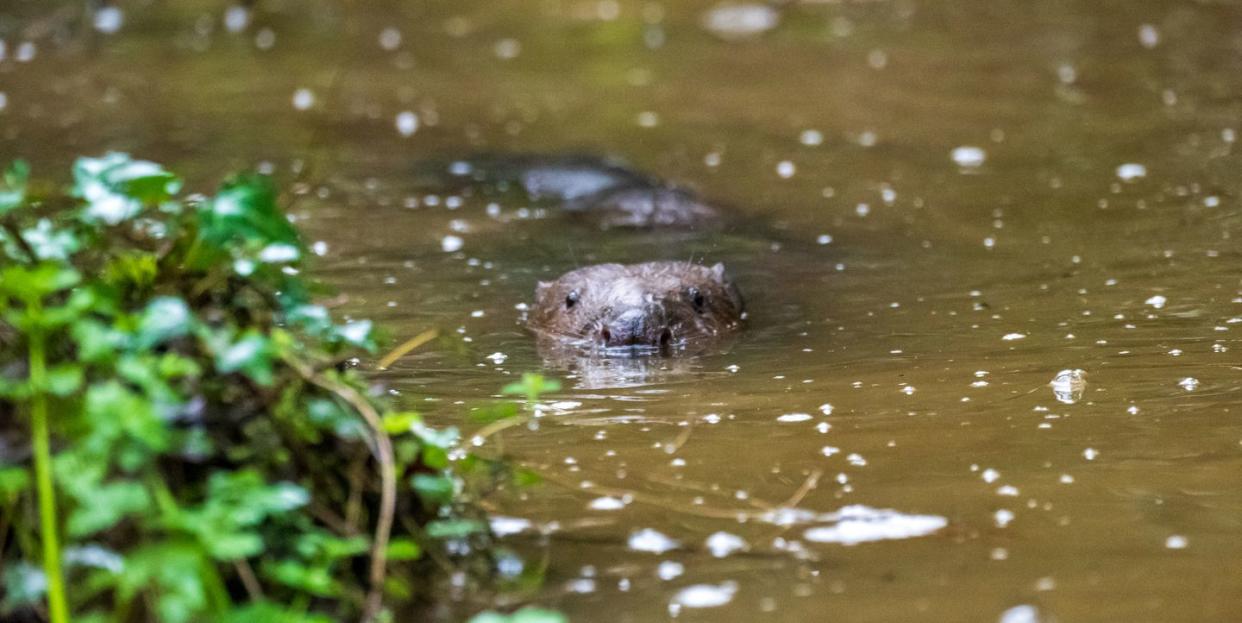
top-left (263, 560), bottom-right (341, 597)
top-left (411, 473), bottom-right (455, 507)
top-left (217, 602), bottom-right (335, 623)
top-left (44, 363), bottom-right (83, 396)
top-left (0, 263), bottom-right (80, 303)
top-left (212, 328), bottom-right (275, 385)
top-left (0, 562), bottom-right (45, 611)
top-left (21, 218), bottom-right (80, 260)
top-left (117, 542), bottom-right (209, 623)
top-left (137, 296), bottom-right (193, 347)
top-left (425, 519), bottom-right (485, 539)
top-left (198, 174), bottom-right (300, 251)
top-left (66, 479), bottom-right (150, 537)
top-left (74, 153), bottom-right (182, 225)
top-left (0, 466), bottom-right (30, 497)
top-left (381, 410), bottom-right (421, 435)
top-left (501, 373), bottom-right (561, 402)
top-left (0, 159), bottom-right (29, 215)
top-left (385, 538), bottom-right (422, 561)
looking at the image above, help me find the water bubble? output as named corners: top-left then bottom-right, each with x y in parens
top-left (628, 528), bottom-right (679, 553)
top-left (1178, 377), bottom-right (1199, 391)
top-left (656, 561), bottom-right (685, 581)
top-left (818, 403), bottom-right (834, 415)
top-left (636, 111), bottom-right (659, 127)
top-left (994, 509), bottom-right (1015, 527)
top-left (441, 235), bottom-right (464, 253)
top-left (800, 129), bottom-right (824, 146)
top-left (0, 92), bottom-right (7, 112)
top-left (379, 27), bottom-right (402, 50)
top-left (951, 146), bottom-right (987, 168)
top-left (816, 233), bottom-right (833, 245)
top-left (255, 28), bottom-right (276, 50)
top-left (999, 604), bottom-right (1043, 623)
top-left (1083, 447), bottom-right (1099, 460)
top-left (776, 160), bottom-right (796, 178)
top-left (589, 496), bottom-right (626, 511)
top-left (1145, 294), bottom-right (1166, 309)
top-left (982, 468), bottom-right (1000, 483)
top-left (291, 88), bottom-right (315, 111)
top-left (494, 38), bottom-right (521, 59)
top-left (1002, 333), bottom-right (1026, 341)
top-left (224, 5), bottom-right (251, 32)
top-left (700, 2), bottom-right (779, 40)
top-left (93, 6), bottom-right (124, 33)
top-left (803, 505), bottom-right (948, 545)
top-left (1050, 369), bottom-right (1086, 404)
top-left (489, 516), bottom-right (532, 537)
top-left (395, 111), bottom-right (419, 137)
top-left (1165, 535), bottom-right (1188, 549)
top-left (669, 581), bottom-right (738, 612)
top-left (777, 413), bottom-right (812, 423)
top-left (16, 41), bottom-right (35, 63)
top-left (1138, 24), bottom-right (1160, 48)
top-left (1116, 163), bottom-right (1147, 181)
top-left (486, 352), bottom-right (508, 364)
top-left (705, 532), bottom-right (747, 557)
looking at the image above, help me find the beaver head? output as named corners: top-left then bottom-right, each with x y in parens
top-left (528, 261), bottom-right (745, 355)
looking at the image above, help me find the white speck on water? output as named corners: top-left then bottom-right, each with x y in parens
top-left (16, 41), bottom-right (35, 63)
top-left (705, 532), bottom-right (747, 557)
top-left (700, 2), bottom-right (780, 40)
top-left (1002, 333), bottom-right (1026, 341)
top-left (776, 160), bottom-right (796, 178)
top-left (847, 453), bottom-right (867, 466)
top-left (819, 403), bottom-right (834, 415)
top-left (1117, 163), bottom-right (1147, 181)
top-left (857, 130), bottom-right (878, 147)
top-left (291, 88), bottom-right (315, 110)
top-left (310, 241), bottom-right (328, 256)
top-left (255, 28), bottom-right (276, 50)
top-left (1138, 23), bottom-right (1160, 48)
top-left (999, 604), bottom-right (1041, 623)
top-left (704, 151), bottom-right (722, 167)
top-left (816, 233), bottom-right (833, 245)
top-left (1057, 63), bottom-right (1077, 84)
top-left (900, 385), bottom-right (915, 395)
top-left (868, 49), bottom-right (888, 69)
top-left (997, 485), bottom-right (1019, 497)
top-left (726, 364), bottom-right (740, 373)
top-left (629, 528), bottom-right (679, 553)
top-left (224, 5), bottom-right (250, 32)
top-left (951, 146), bottom-right (987, 168)
top-left (489, 516), bottom-right (532, 537)
top-left (1060, 474), bottom-right (1074, 484)
top-left (994, 509), bottom-right (1015, 527)
top-left (494, 38), bottom-right (521, 59)
top-left (669, 582), bottom-right (738, 613)
top-left (1178, 377), bottom-right (1199, 391)
top-left (0, 92), bottom-right (7, 112)
top-left (94, 6), bottom-right (124, 33)
top-left (441, 235), bottom-right (464, 252)
top-left (657, 560), bottom-right (684, 580)
top-left (589, 496), bottom-right (626, 511)
top-left (777, 413), bottom-right (812, 423)
top-left (637, 111), bottom-right (660, 127)
top-left (982, 468), bottom-right (1000, 483)
top-left (1166, 534), bottom-right (1188, 549)
top-left (1204, 195), bottom-right (1220, 208)
top-left (803, 505), bottom-right (948, 545)
top-left (1145, 294), bottom-right (1167, 309)
top-left (1083, 447), bottom-right (1099, 461)
top-left (395, 111), bottom-right (419, 137)
top-left (816, 422), bottom-right (831, 433)
top-left (486, 352), bottom-right (508, 364)
top-left (379, 27), bottom-right (402, 50)
top-left (991, 547), bottom-right (1010, 561)
top-left (1050, 368), bottom-right (1087, 404)
top-left (821, 446), bottom-right (840, 457)
top-left (855, 203), bottom-right (871, 217)
top-left (1035, 577), bottom-right (1056, 591)
top-left (800, 129), bottom-right (824, 146)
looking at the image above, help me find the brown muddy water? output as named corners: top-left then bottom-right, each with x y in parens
top-left (5, 0), bottom-right (1242, 620)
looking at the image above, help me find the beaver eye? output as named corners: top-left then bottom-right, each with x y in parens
top-left (688, 287), bottom-right (705, 312)
top-left (565, 290), bottom-right (580, 309)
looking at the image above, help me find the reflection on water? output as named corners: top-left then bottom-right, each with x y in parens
top-left (6, 0), bottom-right (1242, 620)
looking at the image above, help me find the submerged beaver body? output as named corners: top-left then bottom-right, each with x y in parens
top-left (528, 261), bottom-right (745, 355)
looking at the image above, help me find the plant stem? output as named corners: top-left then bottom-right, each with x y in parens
top-left (29, 323), bottom-right (69, 623)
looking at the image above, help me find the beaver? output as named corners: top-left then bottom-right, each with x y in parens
top-left (527, 261), bottom-right (745, 355)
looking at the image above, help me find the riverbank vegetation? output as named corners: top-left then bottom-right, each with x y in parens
top-left (0, 155), bottom-right (558, 622)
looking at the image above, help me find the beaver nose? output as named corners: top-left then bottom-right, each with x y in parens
top-left (601, 308), bottom-right (654, 347)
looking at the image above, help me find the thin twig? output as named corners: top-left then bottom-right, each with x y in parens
top-left (285, 355), bottom-right (395, 622)
top-left (376, 328), bottom-right (439, 370)
top-left (233, 559), bottom-right (265, 601)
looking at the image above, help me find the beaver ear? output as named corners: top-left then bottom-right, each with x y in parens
top-left (710, 262), bottom-right (728, 283)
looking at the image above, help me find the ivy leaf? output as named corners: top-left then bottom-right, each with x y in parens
top-left (411, 473), bottom-right (455, 507)
top-left (0, 159), bottom-right (29, 216)
top-left (199, 175), bottom-right (300, 250)
top-left (136, 297), bottom-right (193, 348)
top-left (66, 479), bottom-right (150, 538)
top-left (74, 153), bottom-right (181, 225)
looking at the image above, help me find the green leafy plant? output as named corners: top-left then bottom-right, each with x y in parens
top-left (0, 155), bottom-right (557, 622)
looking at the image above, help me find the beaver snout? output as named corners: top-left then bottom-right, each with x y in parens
top-left (599, 307), bottom-right (674, 350)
